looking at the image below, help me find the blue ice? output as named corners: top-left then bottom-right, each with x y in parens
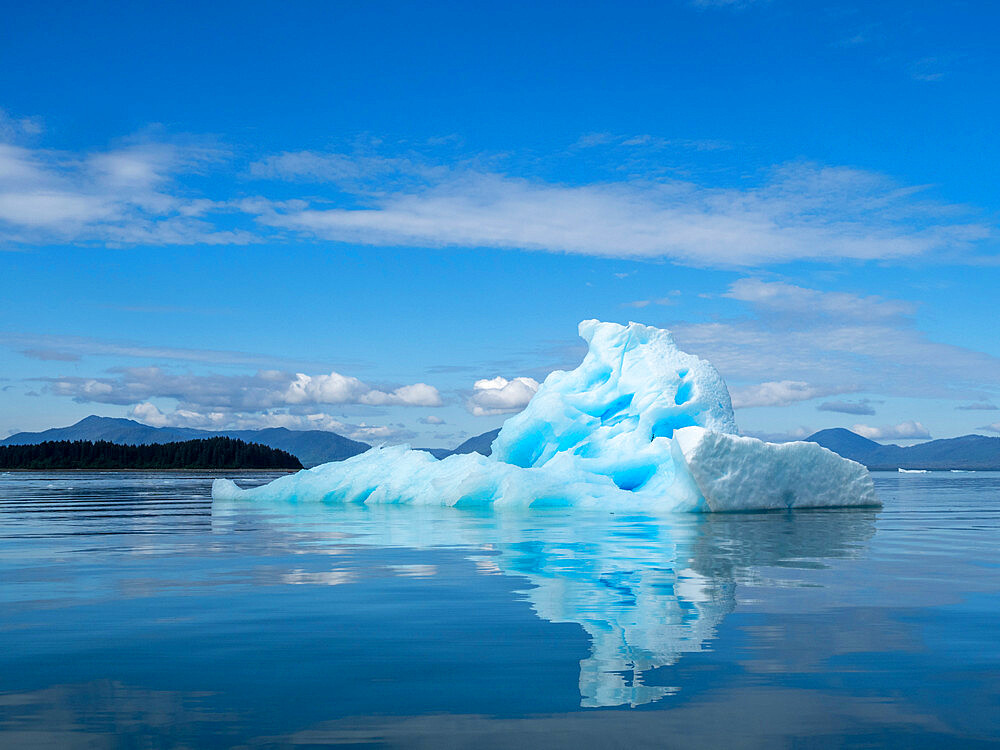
top-left (214, 320), bottom-right (877, 511)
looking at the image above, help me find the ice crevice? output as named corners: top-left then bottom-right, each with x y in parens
top-left (213, 320), bottom-right (878, 511)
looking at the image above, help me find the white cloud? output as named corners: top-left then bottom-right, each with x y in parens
top-left (1, 122), bottom-right (993, 266)
top-left (419, 415), bottom-right (446, 425)
top-left (20, 348), bottom-right (81, 362)
top-left (817, 399), bottom-right (878, 416)
top-left (128, 401), bottom-right (173, 427)
top-left (851, 421), bottom-right (931, 440)
top-left (127, 402), bottom-right (410, 442)
top-left (741, 426), bottom-right (814, 443)
top-left (957, 402), bottom-right (998, 411)
top-left (247, 150), bottom-right (436, 185)
top-left (690, 0), bottom-right (764, 7)
top-left (622, 292), bottom-right (680, 309)
top-left (282, 371), bottom-right (369, 404)
top-left (283, 373), bottom-right (442, 407)
top-left (673, 278), bottom-right (1000, 406)
top-left (730, 380), bottom-right (847, 409)
top-left (723, 278), bottom-right (915, 321)
top-left (0, 136), bottom-right (254, 246)
top-left (43, 366), bottom-right (442, 411)
top-left (467, 376), bottom-right (540, 416)
top-left (980, 423), bottom-right (1000, 434)
top-left (255, 162), bottom-right (989, 267)
top-left (2, 332), bottom-right (322, 367)
top-left (0, 108), bottom-right (43, 140)
top-left (360, 382), bottom-right (443, 407)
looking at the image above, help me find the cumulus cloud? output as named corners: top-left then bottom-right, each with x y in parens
top-left (359, 382), bottom-right (443, 407)
top-left (128, 402), bottom-right (411, 442)
top-left (467, 376), bottom-right (540, 416)
top-left (980, 423), bottom-right (1000, 434)
top-left (419, 415), bottom-right (446, 425)
top-left (851, 421), bottom-right (931, 440)
top-left (41, 366), bottom-right (442, 411)
top-left (817, 399), bottom-right (878, 416)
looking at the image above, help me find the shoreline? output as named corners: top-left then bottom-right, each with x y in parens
top-left (0, 468), bottom-right (301, 474)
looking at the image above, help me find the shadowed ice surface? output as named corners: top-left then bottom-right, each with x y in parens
top-left (1, 471), bottom-right (998, 748)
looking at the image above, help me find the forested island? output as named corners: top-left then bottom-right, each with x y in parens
top-left (0, 438), bottom-right (303, 470)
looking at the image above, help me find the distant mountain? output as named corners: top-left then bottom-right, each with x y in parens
top-left (1, 416), bottom-right (369, 467)
top-left (803, 428), bottom-right (882, 465)
top-left (415, 428), bottom-right (501, 460)
top-left (12, 419), bottom-right (996, 471)
top-left (806, 428), bottom-right (1000, 470)
top-left (418, 447), bottom-right (453, 460)
top-left (451, 428), bottom-right (500, 456)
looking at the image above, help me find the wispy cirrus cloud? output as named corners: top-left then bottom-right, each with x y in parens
top-left (956, 402), bottom-right (998, 411)
top-left (0, 132), bottom-right (254, 247)
top-left (3, 332), bottom-right (337, 369)
top-left (254, 160), bottom-right (990, 267)
top-left (817, 399), bottom-right (879, 416)
top-left (730, 380), bottom-right (854, 409)
top-left (689, 0), bottom-right (767, 9)
top-left (622, 291), bottom-right (681, 309)
top-left (673, 278), bottom-right (1000, 410)
top-left (3, 115), bottom-right (992, 268)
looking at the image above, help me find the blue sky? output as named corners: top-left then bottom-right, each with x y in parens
top-left (1, 0), bottom-right (998, 446)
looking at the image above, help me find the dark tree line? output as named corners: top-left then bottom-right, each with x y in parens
top-left (0, 438), bottom-right (303, 470)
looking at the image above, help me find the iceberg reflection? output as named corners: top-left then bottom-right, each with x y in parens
top-left (213, 503), bottom-right (877, 707)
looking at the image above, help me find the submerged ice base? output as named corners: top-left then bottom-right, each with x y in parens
top-left (214, 320), bottom-right (877, 511)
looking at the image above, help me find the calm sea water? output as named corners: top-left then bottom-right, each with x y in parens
top-left (0, 470), bottom-right (998, 749)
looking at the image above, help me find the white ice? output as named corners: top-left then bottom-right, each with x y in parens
top-left (213, 320), bottom-right (877, 511)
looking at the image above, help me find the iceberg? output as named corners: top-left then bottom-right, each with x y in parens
top-left (214, 320), bottom-right (877, 511)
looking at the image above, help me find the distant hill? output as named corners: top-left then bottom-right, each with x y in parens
top-left (451, 428), bottom-right (500, 456)
top-left (418, 447), bottom-right (453, 460)
top-left (416, 428), bottom-right (500, 460)
top-left (806, 428), bottom-right (1000, 470)
top-left (1, 416), bottom-right (369, 468)
top-left (0, 437), bottom-right (302, 470)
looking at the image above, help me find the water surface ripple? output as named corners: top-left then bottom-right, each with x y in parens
top-left (1, 470), bottom-right (997, 748)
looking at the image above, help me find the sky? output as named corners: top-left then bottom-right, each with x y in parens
top-left (1, 0), bottom-right (999, 447)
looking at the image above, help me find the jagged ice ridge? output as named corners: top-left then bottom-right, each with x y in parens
top-left (214, 320), bottom-right (877, 511)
